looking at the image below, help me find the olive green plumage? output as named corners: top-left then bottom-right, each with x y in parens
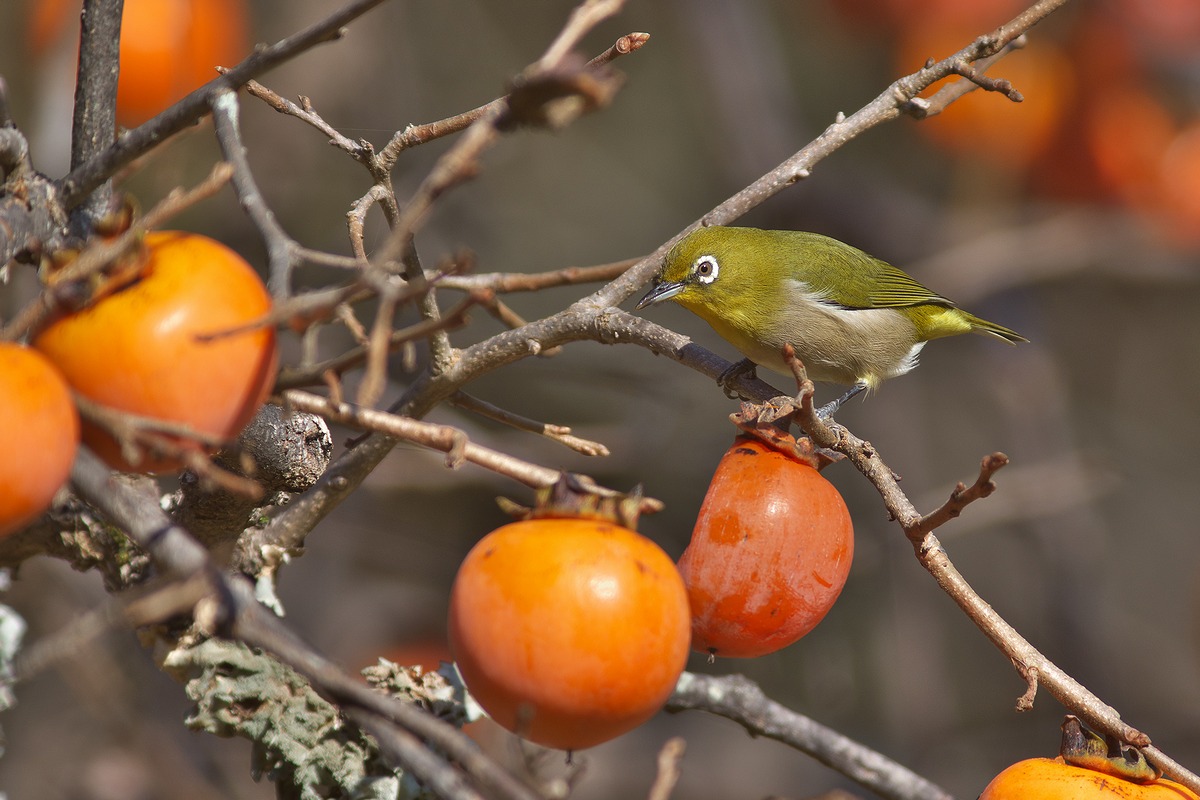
top-left (636, 226), bottom-right (1026, 391)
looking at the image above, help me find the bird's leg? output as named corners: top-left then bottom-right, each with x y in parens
top-left (816, 382), bottom-right (867, 418)
top-left (717, 358), bottom-right (758, 399)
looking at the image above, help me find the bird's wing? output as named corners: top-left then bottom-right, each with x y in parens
top-left (801, 251), bottom-right (957, 310)
top-left (779, 231), bottom-right (958, 311)
top-left (862, 261), bottom-right (958, 309)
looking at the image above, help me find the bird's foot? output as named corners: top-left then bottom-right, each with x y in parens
top-left (815, 383), bottom-right (867, 419)
top-left (717, 358), bottom-right (758, 399)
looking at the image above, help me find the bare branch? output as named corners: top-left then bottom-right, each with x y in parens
top-left (646, 737), bottom-right (686, 800)
top-left (450, 392), bottom-right (611, 457)
top-left (436, 257), bottom-right (639, 293)
top-left (668, 672), bottom-right (957, 800)
top-left (917, 453), bottom-right (1010, 534)
top-left (280, 389), bottom-right (581, 490)
top-left (69, 0), bottom-right (123, 229)
top-left (273, 292), bottom-right (481, 390)
top-left (65, 445), bottom-right (541, 800)
top-left (209, 89), bottom-right (298, 299)
top-left (58, 0), bottom-right (391, 209)
top-left (242, 79), bottom-right (377, 168)
top-left (794, 413), bottom-right (1200, 790)
top-left (375, 30), bottom-right (648, 168)
top-left (1, 162), bottom-right (234, 342)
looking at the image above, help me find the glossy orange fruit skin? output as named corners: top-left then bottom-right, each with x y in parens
top-left (896, 24), bottom-right (1071, 169)
top-left (448, 517), bottom-right (691, 750)
top-left (679, 437), bottom-right (854, 658)
top-left (981, 758), bottom-right (1200, 800)
top-left (25, 0), bottom-right (249, 127)
top-left (0, 344), bottom-right (80, 537)
top-left (117, 0), bottom-right (250, 126)
top-left (34, 231), bottom-right (276, 472)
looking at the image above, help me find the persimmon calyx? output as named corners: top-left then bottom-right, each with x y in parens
top-left (496, 473), bottom-right (659, 530)
top-left (1059, 715), bottom-right (1160, 784)
top-left (729, 401), bottom-right (842, 470)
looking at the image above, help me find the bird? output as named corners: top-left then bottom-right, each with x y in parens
top-left (635, 226), bottom-right (1027, 413)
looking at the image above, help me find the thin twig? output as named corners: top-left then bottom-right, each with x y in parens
top-left (917, 453), bottom-right (1010, 534)
top-left (645, 737), bottom-right (686, 800)
top-left (274, 292), bottom-right (481, 390)
top-left (242, 80), bottom-right (376, 169)
top-left (366, 0), bottom-right (627, 281)
top-left (13, 574), bottom-right (211, 682)
top-left (375, 30), bottom-right (648, 169)
top-left (436, 257), bottom-right (639, 293)
top-left (357, 287), bottom-right (399, 407)
top-left (209, 89), bottom-right (298, 299)
top-left (668, 673), bottom-right (957, 800)
top-left (58, 0), bottom-right (391, 208)
top-left (65, 447), bottom-right (542, 800)
top-left (1, 162), bottom-right (234, 342)
top-left (450, 392), bottom-right (610, 456)
top-left (280, 390), bottom-right (620, 494)
top-left (907, 37), bottom-right (1030, 119)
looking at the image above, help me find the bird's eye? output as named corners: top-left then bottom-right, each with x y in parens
top-left (693, 255), bottom-right (719, 285)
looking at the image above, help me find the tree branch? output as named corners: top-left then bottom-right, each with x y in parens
top-left (64, 445), bottom-right (542, 800)
top-left (68, 0), bottom-right (123, 230)
top-left (669, 672), bottom-right (957, 800)
top-left (57, 0), bottom-right (390, 209)
top-left (788, 401), bottom-right (1200, 792)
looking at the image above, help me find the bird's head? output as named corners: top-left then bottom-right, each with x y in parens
top-left (635, 227), bottom-right (779, 320)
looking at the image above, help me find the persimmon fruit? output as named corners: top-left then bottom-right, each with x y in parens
top-left (982, 716), bottom-right (1200, 800)
top-left (897, 25), bottom-right (1072, 169)
top-left (679, 436), bottom-right (853, 658)
top-left (448, 513), bottom-right (691, 750)
top-left (982, 755), bottom-right (1200, 800)
top-left (33, 231), bottom-right (276, 472)
top-left (118, 0), bottom-right (250, 126)
top-left (1157, 123), bottom-right (1200, 243)
top-left (0, 344), bottom-right (80, 537)
top-left (981, 758), bottom-right (1200, 800)
top-left (25, 0), bottom-right (250, 127)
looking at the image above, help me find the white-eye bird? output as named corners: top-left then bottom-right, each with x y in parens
top-left (635, 226), bottom-right (1027, 411)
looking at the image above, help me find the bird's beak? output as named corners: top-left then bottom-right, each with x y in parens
top-left (635, 280), bottom-right (685, 310)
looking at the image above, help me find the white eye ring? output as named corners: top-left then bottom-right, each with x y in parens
top-left (693, 254), bottom-right (719, 285)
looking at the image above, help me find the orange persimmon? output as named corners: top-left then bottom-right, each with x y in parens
top-left (679, 436), bottom-right (853, 658)
top-left (897, 24), bottom-right (1071, 169)
top-left (0, 344), bottom-right (80, 537)
top-left (25, 0), bottom-right (250, 126)
top-left (34, 231), bottom-right (276, 472)
top-left (982, 716), bottom-right (1200, 800)
top-left (449, 501), bottom-right (691, 750)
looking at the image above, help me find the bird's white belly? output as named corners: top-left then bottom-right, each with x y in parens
top-left (735, 291), bottom-right (924, 388)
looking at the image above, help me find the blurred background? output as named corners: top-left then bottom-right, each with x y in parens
top-left (1, 0), bottom-right (1199, 798)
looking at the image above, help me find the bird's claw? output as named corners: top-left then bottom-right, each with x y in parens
top-left (815, 383), bottom-right (867, 419)
top-left (717, 358), bottom-right (758, 399)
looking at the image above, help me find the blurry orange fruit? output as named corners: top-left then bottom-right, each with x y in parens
top-left (1156, 123), bottom-right (1200, 243)
top-left (1084, 84), bottom-right (1177, 212)
top-left (117, 0), bottom-right (250, 126)
top-left (25, 0), bottom-right (250, 126)
top-left (0, 344), bottom-right (80, 537)
top-left (898, 25), bottom-right (1072, 169)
